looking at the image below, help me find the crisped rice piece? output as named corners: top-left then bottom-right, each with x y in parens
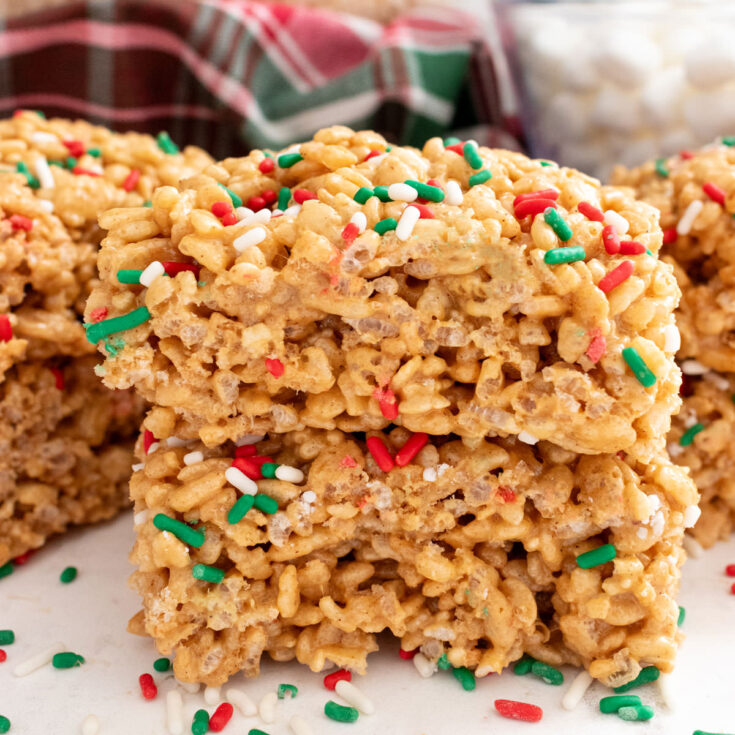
top-left (128, 424), bottom-right (697, 688)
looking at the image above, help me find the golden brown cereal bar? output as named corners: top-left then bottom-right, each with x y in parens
top-left (87, 127), bottom-right (682, 459)
top-left (128, 425), bottom-right (697, 688)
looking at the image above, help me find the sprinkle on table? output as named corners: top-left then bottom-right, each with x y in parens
top-left (513, 656), bottom-right (533, 675)
top-left (494, 699), bottom-right (543, 723)
top-left (0, 716), bottom-right (9, 733)
top-left (599, 694), bottom-right (642, 713)
top-left (0, 631), bottom-right (14, 646)
top-left (59, 566), bottom-right (77, 584)
top-left (192, 709), bottom-right (209, 735)
top-left (703, 181), bottom-right (726, 206)
top-left (468, 169), bottom-right (492, 187)
top-left (139, 673), bottom-right (158, 700)
top-left (192, 564), bottom-right (225, 584)
top-left (725, 564), bottom-right (735, 577)
top-left (576, 543), bottom-right (616, 569)
top-left (277, 683), bottom-right (298, 699)
top-left (399, 648), bottom-right (417, 660)
top-left (530, 660), bottom-right (564, 686)
top-left (375, 217), bottom-right (398, 235)
top-left (677, 606), bottom-right (686, 626)
top-left (617, 704), bottom-right (654, 722)
top-left (366, 435), bottom-right (395, 472)
top-left (278, 151), bottom-right (303, 168)
top-left (543, 246), bottom-right (585, 265)
top-left (209, 703), bottom-right (234, 732)
top-left (85, 306), bottom-right (151, 344)
top-left (679, 423), bottom-right (705, 446)
top-left (52, 651), bottom-right (85, 668)
top-left (324, 701), bottom-right (359, 723)
top-left (395, 432), bottom-right (428, 466)
top-left (153, 657), bottom-right (171, 672)
top-left (324, 669), bottom-right (352, 690)
top-left (0, 651), bottom-right (5, 663)
top-left (613, 665), bottom-right (660, 693)
top-left (543, 207), bottom-right (573, 241)
top-left (598, 260), bottom-right (634, 293)
top-left (622, 346), bottom-right (657, 387)
top-left (452, 666), bottom-right (476, 691)
top-left (0, 563), bottom-right (14, 579)
top-left (462, 141), bottom-right (483, 169)
top-left (156, 131), bottom-right (179, 154)
top-left (153, 513), bottom-right (205, 547)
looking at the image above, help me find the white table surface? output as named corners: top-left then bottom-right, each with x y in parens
top-left (2, 513), bottom-right (734, 735)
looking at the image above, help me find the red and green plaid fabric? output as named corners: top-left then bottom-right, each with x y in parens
top-left (0, 0), bottom-right (518, 154)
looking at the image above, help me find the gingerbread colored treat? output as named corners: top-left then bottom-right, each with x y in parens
top-left (88, 127), bottom-right (681, 458)
top-left (128, 424), bottom-right (698, 688)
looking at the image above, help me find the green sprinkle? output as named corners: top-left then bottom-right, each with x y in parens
top-left (0, 716), bottom-right (9, 734)
top-left (622, 346), bottom-right (657, 388)
top-left (261, 462), bottom-right (278, 479)
top-left (324, 701), bottom-right (359, 723)
top-left (143, 200), bottom-right (152, 207)
top-left (16, 161), bottom-right (40, 188)
top-left (386, 145), bottom-right (393, 152)
top-left (576, 543), bottom-right (617, 569)
top-left (678, 606), bottom-right (686, 626)
top-left (468, 169), bottom-right (492, 187)
top-left (228, 494), bottom-right (255, 524)
top-left (600, 694), bottom-right (642, 714)
top-left (117, 269), bottom-right (143, 284)
top-left (437, 653), bottom-right (451, 670)
top-left (0, 562), bottom-right (13, 580)
top-left (722, 136), bottom-right (735, 146)
top-left (405, 179), bottom-right (445, 202)
top-left (374, 217), bottom-right (398, 235)
top-left (253, 494), bottom-right (278, 515)
top-left (530, 660), bottom-right (564, 686)
top-left (278, 152), bottom-right (303, 168)
top-left (153, 514), bottom-right (205, 548)
top-left (52, 651), bottom-right (85, 669)
top-left (614, 665), bottom-right (660, 693)
top-left (462, 141), bottom-right (483, 169)
top-left (353, 186), bottom-right (373, 204)
top-left (87, 147), bottom-right (101, 157)
top-left (153, 657), bottom-right (171, 672)
top-left (0, 631), bottom-right (14, 645)
top-left (49, 160), bottom-right (65, 168)
top-left (277, 683), bottom-right (298, 699)
top-left (443, 136), bottom-right (461, 146)
top-left (646, 248), bottom-right (653, 256)
top-left (513, 656), bottom-right (534, 675)
top-left (617, 704), bottom-right (654, 722)
top-left (373, 185), bottom-right (391, 202)
top-left (156, 131), bottom-right (179, 155)
top-left (192, 709), bottom-right (209, 735)
top-left (85, 306), bottom-right (151, 344)
top-left (277, 187), bottom-right (291, 210)
top-left (693, 731), bottom-right (735, 735)
top-left (60, 566), bottom-right (77, 584)
top-left (679, 423), bottom-right (705, 446)
top-left (544, 207), bottom-right (573, 241)
top-left (544, 246), bottom-right (585, 265)
top-left (539, 160), bottom-right (555, 167)
top-left (452, 666), bottom-right (476, 691)
top-left (192, 564), bottom-right (225, 584)
top-left (247, 730), bottom-right (270, 735)
top-left (65, 156), bottom-right (77, 170)
top-left (217, 183), bottom-right (242, 208)
top-left (103, 336), bottom-right (126, 357)
top-left (655, 158), bottom-right (669, 177)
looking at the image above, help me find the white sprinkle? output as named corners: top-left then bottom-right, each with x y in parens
top-left (275, 464), bottom-right (304, 483)
top-left (388, 182), bottom-right (418, 202)
top-left (38, 199), bottom-right (54, 212)
top-left (225, 466), bottom-right (257, 495)
top-left (203, 685), bottom-right (220, 705)
top-left (225, 688), bottom-right (257, 716)
top-left (704, 371), bottom-right (731, 391)
top-left (13, 641), bottom-right (65, 677)
top-left (422, 467), bottom-right (437, 482)
top-left (301, 490), bottom-right (317, 503)
top-left (657, 672), bottom-right (676, 711)
top-left (561, 670), bottom-right (593, 711)
top-left (413, 652), bottom-right (437, 678)
top-left (166, 690), bottom-right (184, 735)
top-left (147, 442), bottom-right (160, 455)
top-left (683, 534), bottom-right (704, 559)
top-left (233, 227), bottom-right (266, 253)
top-left (235, 206), bottom-right (254, 219)
top-left (445, 179), bottom-right (463, 206)
top-left (31, 131), bottom-right (59, 144)
top-left (283, 204), bottom-right (302, 218)
top-left (683, 505), bottom-right (702, 528)
top-left (518, 430), bottom-right (539, 445)
top-left (166, 436), bottom-right (189, 448)
top-left (663, 324), bottom-right (681, 353)
top-left (131, 463), bottom-right (145, 472)
top-left (603, 210), bottom-right (629, 235)
top-left (680, 358), bottom-right (710, 375)
top-left (396, 205), bottom-right (421, 242)
top-left (650, 510), bottom-right (665, 537)
top-left (350, 211), bottom-right (367, 233)
top-left (272, 209), bottom-right (283, 216)
top-left (183, 450), bottom-right (204, 466)
top-left (140, 260), bottom-right (165, 287)
top-left (236, 434), bottom-right (265, 446)
top-left (176, 680), bottom-right (200, 694)
top-left (259, 691), bottom-right (278, 723)
top-left (677, 199), bottom-right (703, 236)
top-left (289, 714), bottom-right (314, 735)
top-left (34, 155), bottom-right (55, 189)
top-left (436, 463), bottom-right (450, 477)
top-left (367, 153), bottom-right (387, 166)
top-left (335, 679), bottom-right (375, 715)
top-left (667, 442), bottom-right (684, 458)
top-left (133, 510), bottom-right (148, 525)
top-left (81, 715), bottom-right (100, 735)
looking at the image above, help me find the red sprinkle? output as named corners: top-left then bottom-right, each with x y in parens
top-left (373, 387), bottom-right (399, 420)
top-left (13, 549), bottom-right (35, 565)
top-left (235, 445), bottom-right (258, 458)
top-left (247, 195), bottom-right (266, 211)
top-left (601, 225), bottom-right (621, 254)
top-left (339, 455), bottom-right (358, 468)
top-left (324, 669), bottom-right (352, 690)
top-left (249, 455), bottom-right (274, 466)
top-left (399, 648), bottom-right (417, 660)
top-left (680, 150), bottom-right (694, 160)
top-left (395, 432), bottom-right (429, 467)
top-left (586, 329), bottom-right (607, 363)
top-left (209, 702), bottom-right (234, 732)
top-left (619, 240), bottom-right (646, 255)
top-left (265, 357), bottom-right (284, 378)
top-left (578, 201), bottom-right (605, 222)
top-left (726, 564), bottom-right (735, 577)
top-left (703, 181), bottom-right (726, 206)
top-left (89, 307), bottom-right (108, 323)
top-left (50, 367), bottom-right (64, 390)
top-left (731, 582), bottom-right (735, 595)
top-left (9, 214), bottom-right (33, 231)
top-left (0, 650), bottom-right (6, 663)
top-left (138, 673), bottom-right (157, 700)
top-left (514, 198), bottom-right (557, 219)
top-left (497, 486), bottom-right (516, 503)
top-left (161, 262), bottom-right (201, 278)
top-left (513, 189), bottom-right (560, 208)
top-left (293, 188), bottom-right (318, 204)
top-left (62, 139), bottom-right (85, 158)
top-left (72, 166), bottom-right (101, 177)
top-left (494, 699), bottom-right (543, 723)
top-left (143, 429), bottom-right (156, 454)
top-left (258, 157), bottom-right (275, 174)
top-left (366, 435), bottom-right (395, 473)
top-left (445, 142), bottom-right (465, 155)
top-left (122, 169), bottom-right (140, 192)
top-left (221, 212), bottom-right (238, 227)
top-left (364, 149), bottom-right (382, 161)
top-left (232, 457), bottom-right (263, 480)
top-left (662, 227), bottom-right (678, 244)
top-left (211, 201), bottom-right (233, 218)
top-left (341, 222), bottom-right (359, 244)
top-left (261, 189), bottom-right (277, 205)
top-left (0, 314), bottom-right (12, 342)
top-left (598, 260), bottom-right (634, 294)
top-left (413, 203), bottom-right (435, 219)
top-left (427, 178), bottom-right (442, 189)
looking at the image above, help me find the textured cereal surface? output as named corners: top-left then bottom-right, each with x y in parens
top-left (88, 127), bottom-right (681, 458)
top-left (129, 425), bottom-right (697, 687)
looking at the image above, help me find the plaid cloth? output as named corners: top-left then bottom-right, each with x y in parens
top-left (0, 0), bottom-right (519, 156)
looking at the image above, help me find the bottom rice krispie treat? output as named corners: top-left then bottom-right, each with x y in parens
top-left (669, 371), bottom-right (735, 548)
top-left (128, 425), bottom-right (698, 688)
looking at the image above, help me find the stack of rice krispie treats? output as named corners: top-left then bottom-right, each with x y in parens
top-left (0, 111), bottom-right (211, 565)
top-left (86, 127), bottom-right (698, 689)
top-left (614, 145), bottom-right (735, 548)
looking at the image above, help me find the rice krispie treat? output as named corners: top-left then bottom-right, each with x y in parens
top-left (87, 127), bottom-right (682, 458)
top-left (668, 371), bottom-right (735, 548)
top-left (612, 143), bottom-right (735, 372)
top-left (128, 425), bottom-right (698, 688)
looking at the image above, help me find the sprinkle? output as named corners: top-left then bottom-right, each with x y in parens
top-left (139, 261), bottom-right (165, 287)
top-left (259, 155), bottom-right (276, 173)
top-left (586, 329), bottom-right (606, 363)
top-left (514, 189), bottom-right (560, 207)
top-left (212, 201), bottom-right (233, 218)
top-left (395, 432), bottom-right (428, 466)
top-left (233, 227), bottom-right (266, 253)
top-left (561, 670), bottom-right (593, 711)
top-left (578, 201), bottom-right (604, 222)
top-left (617, 705), bottom-right (654, 722)
top-left (278, 151), bottom-right (303, 168)
top-left (517, 430), bottom-right (539, 445)
top-left (364, 149), bottom-right (383, 161)
top-left (275, 465), bottom-right (304, 483)
top-left (576, 543), bottom-right (616, 569)
top-left (350, 211), bottom-right (367, 232)
top-left (600, 694), bottom-right (642, 713)
top-left (153, 657), bottom-right (170, 672)
top-left (396, 205), bottom-right (421, 242)
top-left (0, 315), bottom-right (11, 343)
top-left (89, 307), bottom-right (108, 323)
top-left (247, 195), bottom-right (267, 212)
top-left (373, 386), bottom-right (399, 419)
top-left (265, 357), bottom-right (284, 377)
top-left (622, 346), bottom-right (657, 387)
top-left (341, 222), bottom-right (359, 244)
top-left (191, 709), bottom-right (209, 735)
top-left (227, 494), bottom-right (255, 524)
top-left (353, 186), bottom-right (373, 204)
top-left (12, 642), bottom-right (65, 678)
top-left (543, 246), bottom-right (585, 264)
top-left (677, 199), bottom-right (703, 235)
top-left (388, 182), bottom-right (418, 202)
top-left (726, 564), bottom-right (735, 577)
top-left (262, 189), bottom-right (277, 205)
top-left (603, 210), bottom-right (629, 235)
top-left (276, 683), bottom-right (298, 700)
top-left (399, 648), bottom-right (417, 660)
top-left (259, 691), bottom-right (278, 723)
top-left (703, 182), bottom-right (726, 206)
top-left (52, 651), bottom-right (85, 668)
top-left (13, 550), bottom-right (35, 565)
top-left (122, 169), bottom-right (141, 192)
top-left (663, 324), bottom-right (681, 353)
top-left (530, 660), bottom-right (564, 686)
top-left (444, 136), bottom-right (462, 146)
top-left (81, 715), bottom-right (100, 735)
top-left (254, 494), bottom-right (278, 514)
top-left (445, 142), bottom-right (465, 155)
top-left (543, 207), bottom-right (573, 241)
top-left (62, 139), bottom-right (85, 157)
top-left (217, 184), bottom-right (242, 208)
top-left (225, 466), bottom-right (258, 495)
top-left (373, 185), bottom-right (391, 202)
top-left (117, 269), bottom-right (143, 284)
top-left (153, 513), bottom-right (205, 547)
top-left (0, 632), bottom-right (14, 646)
top-left (183, 450), bottom-right (204, 466)
top-left (225, 688), bottom-right (257, 716)
top-left (366, 435), bottom-right (394, 472)
top-left (293, 188), bottom-right (318, 204)
top-left (289, 715), bottom-right (313, 735)
top-left (209, 703), bottom-right (233, 732)
top-left (0, 651), bottom-right (5, 663)
top-left (156, 131), bottom-right (179, 154)
top-left (601, 224), bottom-right (621, 254)
top-left (619, 240), bottom-right (646, 255)
top-left (405, 179), bottom-right (445, 202)
top-left (324, 669), bottom-right (352, 690)
top-left (598, 260), bottom-right (634, 293)
top-left (283, 204), bottom-right (301, 218)
top-left (656, 672), bottom-right (676, 711)
top-left (437, 653), bottom-right (450, 670)
top-left (494, 699), bottom-right (543, 723)
top-left (9, 214), bottom-right (33, 232)
top-left (139, 673), bottom-right (158, 700)
top-left (0, 717), bottom-right (7, 734)
top-left (677, 606), bottom-right (686, 626)
top-left (375, 217), bottom-right (398, 235)
top-left (0, 563), bottom-right (13, 579)
top-left (452, 666), bottom-right (476, 691)
top-left (49, 366), bottom-right (64, 390)
top-left (413, 652), bottom-right (437, 678)
top-left (613, 665), bottom-right (660, 693)
top-left (60, 566), bottom-right (77, 583)
top-left (514, 198), bottom-right (557, 219)
top-left (679, 423), bottom-right (705, 446)
top-left (335, 680), bottom-right (374, 714)
top-left (468, 169), bottom-right (492, 187)
top-left (192, 564), bottom-right (225, 584)
top-left (72, 166), bottom-right (102, 177)
top-left (33, 156), bottom-right (55, 189)
top-left (662, 227), bottom-right (677, 244)
top-left (462, 141), bottom-right (484, 169)
top-left (325, 701), bottom-right (359, 723)
top-left (165, 690), bottom-right (184, 734)
top-left (680, 358), bottom-right (710, 375)
top-left (655, 158), bottom-right (669, 177)
top-left (444, 179), bottom-right (463, 206)
top-left (232, 456), bottom-right (263, 479)
top-left (85, 306), bottom-right (151, 344)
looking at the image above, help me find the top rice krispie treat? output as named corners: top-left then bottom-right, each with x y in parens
top-left (87, 127), bottom-right (682, 457)
top-left (612, 143), bottom-right (735, 372)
